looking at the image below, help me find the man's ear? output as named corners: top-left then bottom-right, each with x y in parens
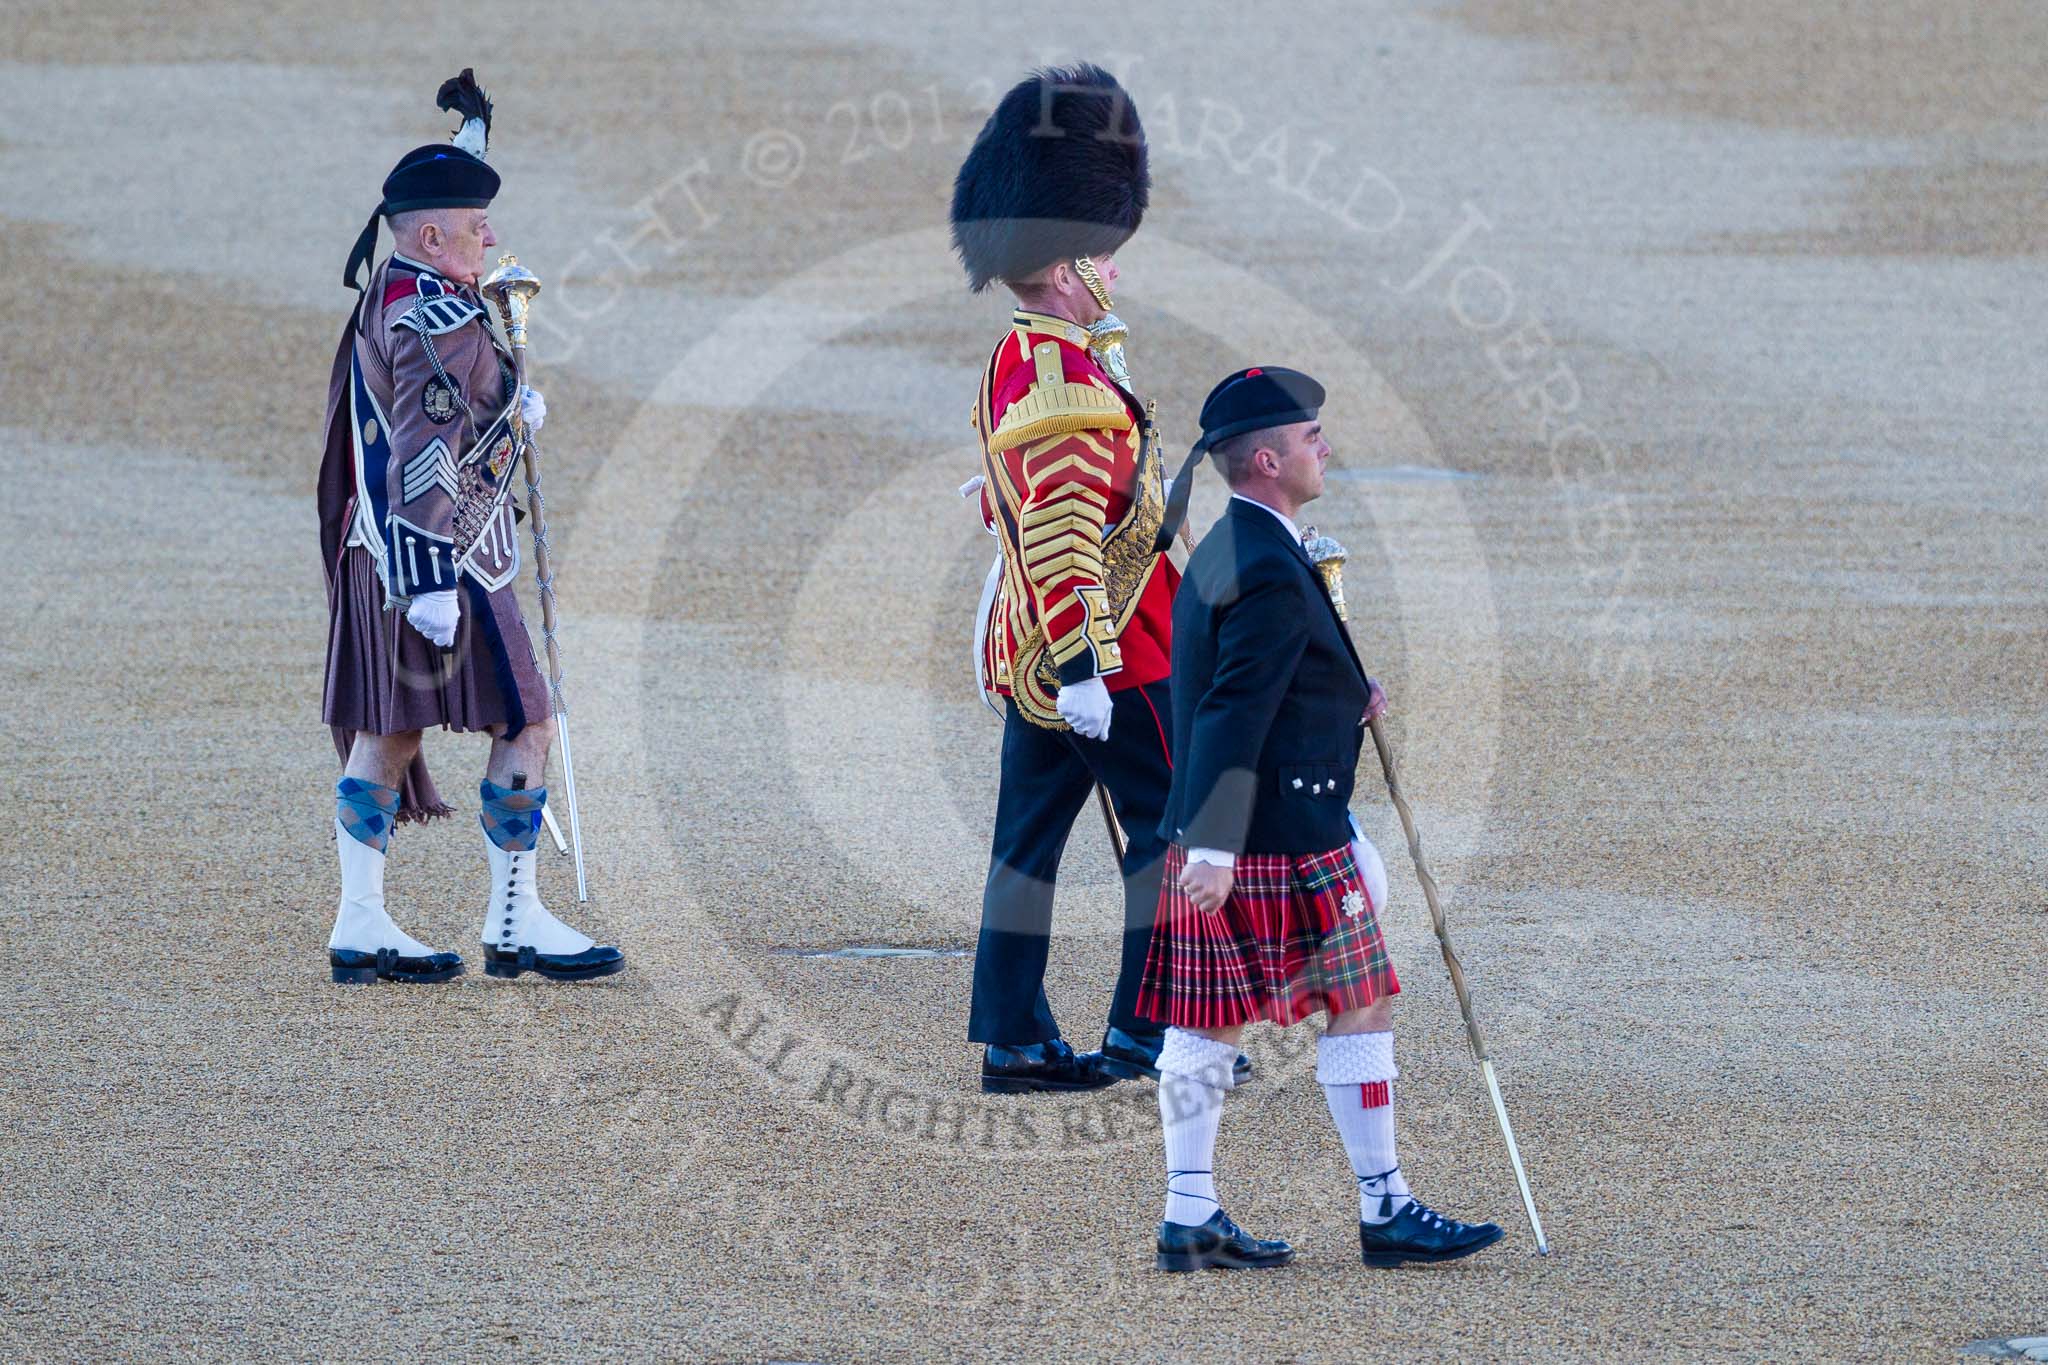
top-left (1254, 445), bottom-right (1281, 478)
top-left (1047, 260), bottom-right (1072, 296)
top-left (417, 220), bottom-right (442, 255)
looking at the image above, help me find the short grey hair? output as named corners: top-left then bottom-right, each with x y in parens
top-left (385, 207), bottom-right (451, 251)
top-left (1208, 426), bottom-right (1279, 487)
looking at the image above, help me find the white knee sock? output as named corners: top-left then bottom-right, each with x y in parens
top-left (1317, 1031), bottom-right (1412, 1223)
top-left (1157, 1028), bottom-right (1238, 1227)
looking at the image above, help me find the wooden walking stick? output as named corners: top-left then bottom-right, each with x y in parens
top-left (1304, 528), bottom-right (1550, 1255)
top-left (480, 254), bottom-right (590, 901)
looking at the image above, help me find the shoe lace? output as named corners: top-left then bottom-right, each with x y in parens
top-left (1359, 1165), bottom-right (1407, 1220)
top-left (1166, 1169), bottom-right (1220, 1211)
top-left (1359, 1167), bottom-right (1467, 1232)
top-left (1408, 1200), bottom-right (1461, 1232)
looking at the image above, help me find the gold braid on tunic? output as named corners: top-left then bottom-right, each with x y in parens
top-left (981, 331), bottom-right (1165, 730)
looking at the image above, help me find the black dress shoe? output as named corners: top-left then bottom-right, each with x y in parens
top-left (1155, 1211), bottom-right (1295, 1272)
top-left (481, 943), bottom-right (626, 981)
top-left (1097, 1027), bottom-right (1254, 1086)
top-left (980, 1038), bottom-right (1113, 1094)
top-left (329, 946), bottom-right (464, 985)
top-left (1357, 1199), bottom-right (1505, 1266)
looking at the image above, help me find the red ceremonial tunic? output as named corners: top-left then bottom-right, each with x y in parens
top-left (974, 309), bottom-right (1176, 721)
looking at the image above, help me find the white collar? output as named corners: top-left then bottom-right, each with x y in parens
top-left (1231, 493), bottom-right (1300, 546)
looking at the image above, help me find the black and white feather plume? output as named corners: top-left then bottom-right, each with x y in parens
top-left (436, 69), bottom-right (493, 161)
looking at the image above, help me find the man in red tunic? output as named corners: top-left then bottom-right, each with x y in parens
top-left (953, 66), bottom-right (1232, 1091)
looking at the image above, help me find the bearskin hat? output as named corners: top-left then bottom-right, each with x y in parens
top-left (949, 64), bottom-right (1149, 292)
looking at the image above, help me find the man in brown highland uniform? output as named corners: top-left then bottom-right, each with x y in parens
top-left (316, 71), bottom-right (620, 984)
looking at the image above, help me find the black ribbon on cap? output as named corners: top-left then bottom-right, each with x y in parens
top-left (1154, 439), bottom-right (1209, 554)
top-left (343, 207), bottom-right (382, 292)
top-left (1153, 403), bottom-right (1320, 554)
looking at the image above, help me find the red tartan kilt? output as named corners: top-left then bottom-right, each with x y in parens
top-left (1137, 843), bottom-right (1400, 1030)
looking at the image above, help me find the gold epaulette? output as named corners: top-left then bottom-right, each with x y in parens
top-left (988, 380), bottom-right (1133, 454)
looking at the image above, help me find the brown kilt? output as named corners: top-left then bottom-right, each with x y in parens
top-left (322, 542), bottom-right (549, 820)
top-left (1137, 842), bottom-right (1399, 1029)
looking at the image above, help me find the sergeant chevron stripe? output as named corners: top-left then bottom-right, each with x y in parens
top-left (401, 438), bottom-right (460, 503)
top-left (1022, 514), bottom-right (1103, 551)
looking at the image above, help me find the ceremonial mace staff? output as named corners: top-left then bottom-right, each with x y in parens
top-left (1303, 529), bottom-right (1550, 1256)
top-left (481, 254), bottom-right (590, 901)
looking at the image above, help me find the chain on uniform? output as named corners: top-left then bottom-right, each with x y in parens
top-left (411, 307), bottom-right (481, 432)
top-left (522, 441), bottom-right (568, 717)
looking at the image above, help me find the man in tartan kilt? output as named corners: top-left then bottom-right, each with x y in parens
top-left (1135, 367), bottom-right (1503, 1271)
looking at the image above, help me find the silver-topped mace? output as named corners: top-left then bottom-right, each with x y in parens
top-left (1304, 527), bottom-right (1550, 1255)
top-left (480, 254), bottom-right (590, 901)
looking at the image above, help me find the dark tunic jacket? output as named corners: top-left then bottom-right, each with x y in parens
top-left (1160, 496), bottom-right (1373, 856)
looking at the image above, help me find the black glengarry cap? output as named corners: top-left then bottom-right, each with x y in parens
top-left (343, 69), bottom-right (500, 291)
top-left (1156, 366), bottom-right (1327, 551)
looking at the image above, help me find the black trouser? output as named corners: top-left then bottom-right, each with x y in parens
top-left (967, 679), bottom-right (1174, 1046)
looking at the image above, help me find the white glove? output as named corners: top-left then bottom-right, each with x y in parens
top-left (958, 474), bottom-right (999, 536)
top-left (406, 589), bottom-right (460, 648)
top-left (1348, 814), bottom-right (1390, 915)
top-left (518, 386), bottom-right (546, 434)
top-left (1056, 676), bottom-right (1113, 740)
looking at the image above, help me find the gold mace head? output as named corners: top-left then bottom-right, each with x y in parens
top-left (1301, 526), bottom-right (1350, 623)
top-left (479, 253), bottom-right (542, 347)
top-left (1087, 312), bottom-right (1133, 393)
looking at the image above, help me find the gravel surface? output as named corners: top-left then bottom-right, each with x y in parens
top-left (3, 3), bottom-right (2044, 1360)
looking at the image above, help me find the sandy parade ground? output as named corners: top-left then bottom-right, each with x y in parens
top-left (1, 1), bottom-right (2045, 1359)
